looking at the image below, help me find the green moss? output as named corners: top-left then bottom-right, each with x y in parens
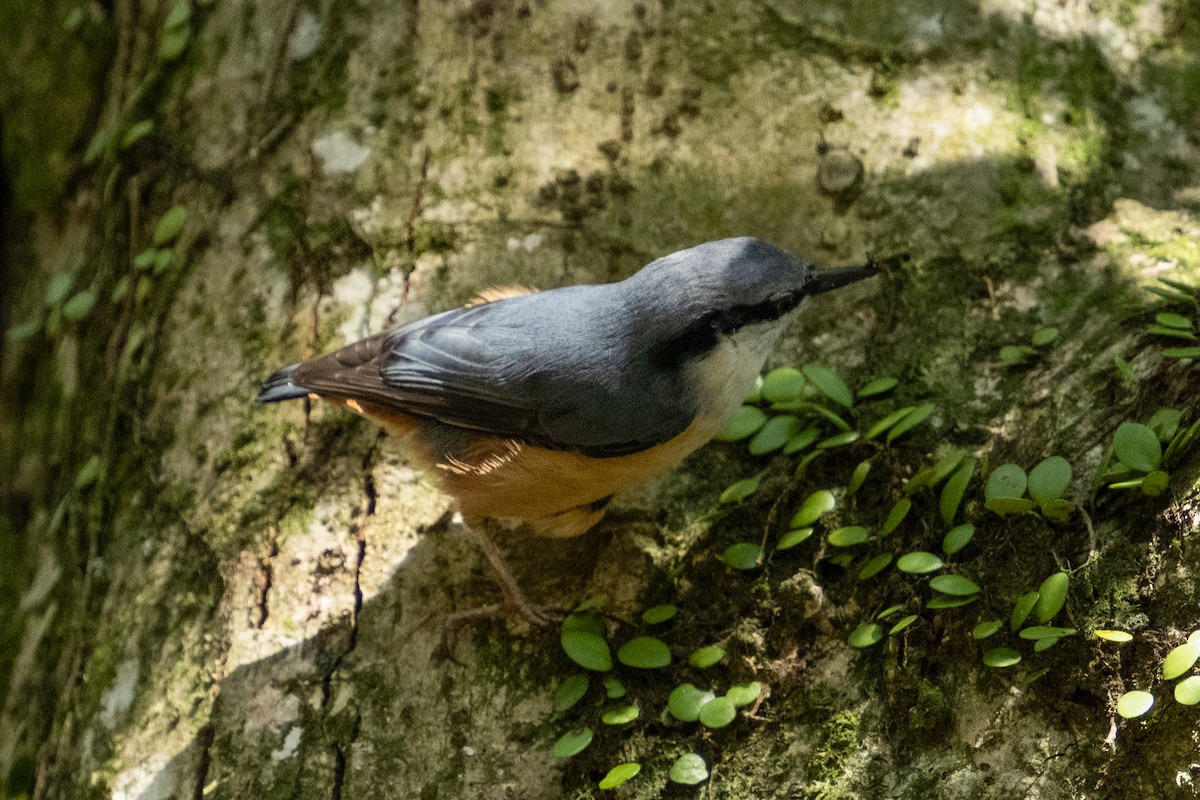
top-left (806, 709), bottom-right (864, 799)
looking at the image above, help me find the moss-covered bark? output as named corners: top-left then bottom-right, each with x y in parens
top-left (3, 0), bottom-right (1200, 797)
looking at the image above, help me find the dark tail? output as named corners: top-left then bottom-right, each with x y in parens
top-left (257, 364), bottom-right (310, 403)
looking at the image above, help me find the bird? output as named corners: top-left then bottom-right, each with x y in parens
top-left (259, 237), bottom-right (877, 622)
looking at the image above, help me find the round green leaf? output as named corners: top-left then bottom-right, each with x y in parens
top-left (6, 319), bottom-right (41, 342)
top-left (848, 622), bottom-right (884, 648)
top-left (598, 762), bottom-right (640, 789)
top-left (1094, 629), bottom-right (1133, 643)
top-left (985, 463), bottom-right (1028, 501)
top-left (1141, 470), bottom-right (1169, 497)
top-left (44, 274), bottom-right (73, 305)
top-left (982, 648), bottom-right (1021, 668)
top-left (641, 604), bottom-right (677, 625)
top-left (603, 676), bottom-right (626, 698)
top-left (561, 630), bottom-right (612, 672)
top-left (748, 415), bottom-right (801, 455)
top-left (552, 727), bottom-right (593, 758)
top-left (153, 249), bottom-right (174, 274)
top-left (939, 459), bottom-right (974, 526)
top-left (1156, 312), bottom-right (1193, 330)
top-left (828, 525), bottom-right (869, 547)
top-left (848, 460), bottom-right (871, 494)
top-left (1031, 326), bottom-right (1059, 347)
top-left (133, 248), bottom-right (158, 270)
top-left (715, 405), bottom-right (768, 441)
top-left (1028, 456), bottom-right (1071, 503)
top-left (858, 376), bottom-right (898, 398)
top-left (897, 551), bottom-right (944, 574)
top-left (159, 24), bottom-right (191, 60)
top-left (727, 681), bottom-right (762, 707)
top-left (562, 610), bottom-right (606, 637)
top-left (1034, 636), bottom-right (1063, 652)
top-left (721, 542), bottom-right (762, 570)
top-left (601, 704), bottom-right (639, 725)
top-left (1113, 422), bottom-right (1162, 473)
top-left (942, 524), bottom-right (976, 555)
top-left (164, 0), bottom-right (191, 30)
top-left (553, 674), bottom-right (589, 713)
top-left (777, 527), bottom-right (813, 551)
top-left (762, 367), bottom-right (806, 402)
top-left (972, 620), bottom-right (1002, 639)
top-left (782, 426), bottom-right (820, 454)
top-left (689, 645), bottom-right (725, 669)
top-left (1010, 590), bottom-right (1039, 631)
top-left (1034, 572), bottom-right (1069, 623)
top-left (928, 595), bottom-right (977, 609)
top-left (985, 497), bottom-right (1037, 516)
top-left (889, 614), bottom-right (918, 635)
top-left (62, 290), bottom-right (96, 321)
top-left (791, 490), bottom-right (836, 528)
top-left (879, 498), bottom-right (911, 537)
top-left (1039, 498), bottom-right (1075, 524)
top-left (1116, 690), bottom-right (1154, 719)
top-left (887, 403), bottom-right (935, 443)
top-left (929, 574), bottom-right (981, 596)
top-left (719, 478), bottom-right (760, 504)
top-left (999, 344), bottom-right (1036, 365)
top-left (668, 683), bottom-right (715, 721)
top-left (153, 206), bottom-right (188, 246)
top-left (698, 696), bottom-right (737, 728)
top-left (616, 636), bottom-right (671, 669)
top-left (74, 455), bottom-right (103, 490)
top-left (802, 364), bottom-right (853, 408)
top-left (857, 553), bottom-right (892, 581)
top-left (1162, 639), bottom-right (1200, 680)
top-left (669, 753), bottom-right (709, 785)
top-left (1174, 676), bottom-right (1200, 706)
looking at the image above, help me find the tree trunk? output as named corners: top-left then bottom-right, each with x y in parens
top-left (3, 0), bottom-right (1199, 797)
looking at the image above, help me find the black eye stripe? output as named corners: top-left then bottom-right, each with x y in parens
top-left (649, 290), bottom-right (805, 366)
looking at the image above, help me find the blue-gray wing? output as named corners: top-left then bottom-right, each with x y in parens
top-left (291, 293), bottom-right (695, 457)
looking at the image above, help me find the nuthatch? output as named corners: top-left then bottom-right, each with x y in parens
top-left (260, 237), bottom-right (876, 620)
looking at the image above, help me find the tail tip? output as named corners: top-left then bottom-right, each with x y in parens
top-left (257, 364), bottom-right (308, 403)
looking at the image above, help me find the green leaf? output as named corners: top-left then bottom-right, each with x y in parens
top-left (858, 376), bottom-right (898, 398)
top-left (1145, 325), bottom-right (1196, 339)
top-left (907, 450), bottom-right (965, 493)
top-left (616, 636), bottom-right (671, 669)
top-left (553, 674), bottom-right (589, 712)
top-left (83, 127), bottom-right (110, 164)
top-left (942, 524), bottom-right (975, 555)
top-left (698, 696), bottom-right (737, 728)
top-left (982, 648), bottom-right (1021, 668)
top-left (44, 274), bottom-right (73, 305)
top-left (668, 683), bottom-right (716, 721)
top-left (1141, 470), bottom-right (1169, 497)
top-left (887, 403), bottom-right (935, 443)
top-left (64, 7), bottom-right (85, 32)
top-left (153, 250), bottom-right (174, 274)
top-left (879, 498), bottom-right (911, 537)
top-left (999, 344), bottom-right (1037, 365)
top-left (1094, 630), bottom-right (1133, 643)
top-left (927, 595), bottom-right (976, 609)
top-left (897, 552), bottom-right (944, 574)
top-left (1163, 346), bottom-right (1200, 358)
top-left (985, 464), bottom-right (1028, 500)
top-left (552, 727), bottom-right (593, 758)
top-left (802, 364), bottom-right (853, 408)
top-left (74, 455), bottom-right (103, 489)
top-left (689, 645), bottom-right (725, 669)
top-left (1116, 690), bottom-right (1154, 719)
top-left (791, 490), bottom-right (836, 528)
top-left (1034, 572), bottom-right (1068, 623)
top-left (1033, 636), bottom-right (1064, 652)
top-left (1162, 639), bottom-right (1200, 680)
top-left (669, 753), bottom-right (709, 785)
top-left (1031, 326), bottom-right (1059, 347)
top-left (1148, 409), bottom-right (1182, 443)
top-left (159, 24), bottom-right (191, 60)
top-left (133, 248), bottom-right (158, 270)
top-left (782, 426), bottom-right (820, 455)
top-left (939, 459), bottom-right (975, 526)
top-left (601, 704), bottom-right (639, 725)
top-left (719, 478), bottom-right (760, 504)
top-left (603, 676), bottom-right (626, 698)
top-left (715, 405), bottom-right (768, 441)
top-left (5, 320), bottom-right (41, 342)
top-left (598, 762), bottom-right (640, 789)
top-left (726, 681), bottom-right (761, 707)
top-left (848, 623), bottom-right (884, 648)
top-left (847, 460), bottom-right (871, 494)
top-left (154, 206), bottom-right (188, 246)
top-left (1010, 590), bottom-right (1039, 631)
top-left (972, 620), bottom-right (1002, 639)
top-left (984, 497), bottom-right (1037, 516)
top-left (748, 415), bottom-right (801, 455)
top-left (929, 575), bottom-right (981, 596)
top-left (721, 542), bottom-right (763, 570)
top-left (762, 367), bottom-right (806, 402)
top-left (1174, 677), bottom-right (1200, 706)
top-left (164, 0), bottom-right (191, 29)
top-left (562, 610), bottom-right (606, 637)
top-left (857, 553), bottom-right (892, 581)
top-left (1018, 626), bottom-right (1077, 640)
top-left (62, 290), bottom-right (96, 321)
top-left (828, 526), bottom-right (869, 547)
top-left (120, 119), bottom-right (155, 149)
top-left (777, 527), bottom-right (813, 550)
top-left (1112, 422), bottom-right (1162, 473)
top-left (641, 604), bottom-right (677, 625)
top-left (1155, 312), bottom-right (1194, 330)
top-left (889, 614), bottom-right (918, 635)
top-left (816, 431), bottom-right (861, 449)
top-left (1039, 498), bottom-right (1075, 524)
top-left (1027, 456), bottom-right (1071, 503)
top-left (111, 276), bottom-right (131, 303)
top-left (561, 630), bottom-right (612, 672)
top-left (865, 406), bottom-right (916, 440)
top-left (876, 604), bottom-right (905, 620)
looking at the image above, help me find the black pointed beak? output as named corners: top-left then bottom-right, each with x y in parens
top-left (807, 264), bottom-right (879, 296)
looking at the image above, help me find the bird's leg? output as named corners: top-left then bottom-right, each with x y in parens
top-left (453, 517), bottom-right (560, 628)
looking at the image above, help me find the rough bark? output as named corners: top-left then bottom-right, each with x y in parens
top-left (3, 0), bottom-right (1200, 798)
